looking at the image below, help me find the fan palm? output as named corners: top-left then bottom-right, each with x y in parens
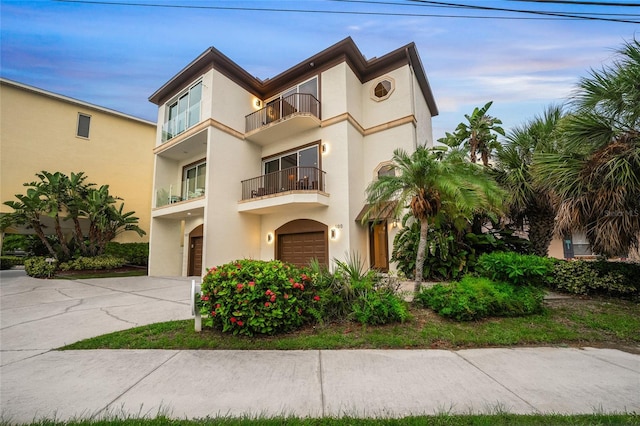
top-left (534, 39), bottom-right (640, 257)
top-left (494, 105), bottom-right (563, 256)
top-left (364, 145), bottom-right (505, 293)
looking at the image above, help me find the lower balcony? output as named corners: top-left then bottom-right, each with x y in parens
top-left (238, 166), bottom-right (329, 214)
top-left (155, 185), bottom-right (205, 208)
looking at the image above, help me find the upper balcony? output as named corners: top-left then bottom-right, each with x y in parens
top-left (245, 93), bottom-right (320, 145)
top-left (238, 166), bottom-right (329, 214)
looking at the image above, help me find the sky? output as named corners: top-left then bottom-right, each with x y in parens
top-left (1, 0), bottom-right (638, 142)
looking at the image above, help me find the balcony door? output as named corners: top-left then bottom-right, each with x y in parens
top-left (263, 145), bottom-right (319, 192)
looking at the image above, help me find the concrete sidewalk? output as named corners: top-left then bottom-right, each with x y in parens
top-left (1, 270), bottom-right (639, 423)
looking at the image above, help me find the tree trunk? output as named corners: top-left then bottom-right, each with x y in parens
top-left (527, 210), bottom-right (556, 257)
top-left (31, 220), bottom-right (56, 258)
top-left (414, 217), bottom-right (429, 295)
top-left (52, 213), bottom-right (71, 259)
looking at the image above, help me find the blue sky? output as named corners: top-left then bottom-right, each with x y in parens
top-left (1, 0), bottom-right (638, 141)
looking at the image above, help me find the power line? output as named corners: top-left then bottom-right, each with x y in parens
top-left (406, 0), bottom-right (640, 22)
top-left (52, 0), bottom-right (640, 23)
top-left (509, 0), bottom-right (640, 6)
top-left (333, 0), bottom-right (640, 16)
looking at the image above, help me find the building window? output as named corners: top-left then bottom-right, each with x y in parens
top-left (163, 81), bottom-right (202, 142)
top-left (77, 113), bottom-right (91, 138)
top-left (183, 160), bottom-right (206, 200)
top-left (263, 145), bottom-right (320, 191)
top-left (370, 77), bottom-right (395, 102)
top-left (264, 76), bottom-right (319, 123)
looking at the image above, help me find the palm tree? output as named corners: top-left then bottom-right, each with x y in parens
top-left (494, 105), bottom-right (564, 257)
top-left (364, 145), bottom-right (505, 294)
top-left (441, 101), bottom-right (505, 166)
top-left (535, 39), bottom-right (640, 257)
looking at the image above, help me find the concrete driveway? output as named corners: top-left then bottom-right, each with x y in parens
top-left (1, 269), bottom-right (639, 424)
top-left (0, 269), bottom-right (194, 364)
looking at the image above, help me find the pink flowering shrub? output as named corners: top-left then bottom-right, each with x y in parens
top-left (198, 259), bottom-right (317, 336)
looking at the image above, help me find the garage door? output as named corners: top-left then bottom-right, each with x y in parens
top-left (278, 231), bottom-right (327, 267)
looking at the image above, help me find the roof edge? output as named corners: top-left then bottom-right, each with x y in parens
top-left (1, 78), bottom-right (156, 125)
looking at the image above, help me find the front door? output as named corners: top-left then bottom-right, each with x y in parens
top-left (189, 236), bottom-right (203, 276)
top-left (370, 222), bottom-right (389, 271)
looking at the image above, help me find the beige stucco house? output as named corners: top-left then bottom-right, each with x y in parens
top-left (147, 37), bottom-right (438, 277)
top-left (0, 78), bottom-right (156, 242)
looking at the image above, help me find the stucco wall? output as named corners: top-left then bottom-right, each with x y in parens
top-left (0, 80), bottom-right (155, 243)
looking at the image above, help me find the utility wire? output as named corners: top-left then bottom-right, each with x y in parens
top-left (53, 0), bottom-right (640, 23)
top-left (509, 0), bottom-right (640, 6)
top-left (406, 0), bottom-right (640, 22)
top-left (332, 0), bottom-right (640, 16)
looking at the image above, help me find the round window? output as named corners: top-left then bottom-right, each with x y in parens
top-left (371, 77), bottom-right (395, 101)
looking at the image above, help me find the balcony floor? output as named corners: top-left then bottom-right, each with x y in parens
top-left (238, 190), bottom-right (329, 215)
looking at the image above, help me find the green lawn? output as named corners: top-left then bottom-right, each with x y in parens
top-left (60, 295), bottom-right (640, 352)
top-left (15, 413), bottom-right (640, 426)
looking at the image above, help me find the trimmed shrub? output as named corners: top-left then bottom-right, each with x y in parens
top-left (198, 259), bottom-right (312, 336)
top-left (552, 260), bottom-right (639, 298)
top-left (475, 251), bottom-right (555, 287)
top-left (0, 256), bottom-right (24, 270)
top-left (416, 275), bottom-right (545, 321)
top-left (24, 257), bottom-right (57, 278)
top-left (59, 255), bottom-right (126, 271)
top-left (105, 242), bottom-right (149, 266)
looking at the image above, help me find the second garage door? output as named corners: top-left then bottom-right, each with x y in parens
top-left (278, 231), bottom-right (327, 267)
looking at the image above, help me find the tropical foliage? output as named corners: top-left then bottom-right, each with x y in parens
top-left (438, 101), bottom-right (505, 166)
top-left (1, 171), bottom-right (145, 260)
top-left (364, 146), bottom-right (505, 293)
top-left (534, 39), bottom-right (640, 257)
top-left (494, 106), bottom-right (564, 256)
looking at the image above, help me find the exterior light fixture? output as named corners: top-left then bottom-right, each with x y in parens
top-left (322, 143), bottom-right (329, 154)
top-left (330, 228), bottom-right (337, 240)
top-left (266, 232), bottom-right (274, 244)
top-left (255, 99), bottom-right (262, 108)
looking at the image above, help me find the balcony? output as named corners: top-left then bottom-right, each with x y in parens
top-left (238, 166), bottom-right (329, 214)
top-left (162, 103), bottom-right (201, 143)
top-left (155, 184), bottom-right (205, 208)
top-left (245, 93), bottom-right (320, 145)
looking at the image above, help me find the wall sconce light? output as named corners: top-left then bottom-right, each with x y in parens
top-left (255, 99), bottom-right (262, 108)
top-left (391, 219), bottom-right (398, 228)
top-left (322, 143), bottom-right (328, 154)
top-left (266, 232), bottom-right (274, 244)
top-left (330, 227), bottom-right (340, 240)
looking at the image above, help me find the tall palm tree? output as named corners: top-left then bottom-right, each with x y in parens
top-left (364, 145), bottom-right (505, 294)
top-left (441, 101), bottom-right (505, 166)
top-left (535, 39), bottom-right (640, 257)
top-left (494, 105), bottom-right (563, 257)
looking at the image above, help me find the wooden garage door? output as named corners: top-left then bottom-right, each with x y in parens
top-left (278, 231), bottom-right (326, 267)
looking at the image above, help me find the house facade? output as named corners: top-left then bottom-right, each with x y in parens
top-left (0, 78), bottom-right (156, 242)
top-left (147, 38), bottom-right (438, 277)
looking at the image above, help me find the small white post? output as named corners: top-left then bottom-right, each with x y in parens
top-left (191, 279), bottom-right (202, 332)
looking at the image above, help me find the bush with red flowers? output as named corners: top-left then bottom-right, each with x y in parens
top-left (197, 259), bottom-right (315, 336)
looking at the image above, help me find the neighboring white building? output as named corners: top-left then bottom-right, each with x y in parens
top-left (147, 37), bottom-right (438, 277)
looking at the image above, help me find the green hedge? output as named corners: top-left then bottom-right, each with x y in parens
top-left (59, 255), bottom-right (126, 271)
top-left (24, 257), bottom-right (58, 278)
top-left (105, 242), bottom-right (148, 266)
top-left (0, 255), bottom-right (25, 270)
top-left (551, 260), bottom-right (639, 298)
top-left (416, 276), bottom-right (545, 321)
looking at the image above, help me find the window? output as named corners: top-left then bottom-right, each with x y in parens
top-left (264, 76), bottom-right (319, 122)
top-left (183, 160), bottom-right (206, 200)
top-left (163, 81), bottom-right (202, 141)
top-left (370, 77), bottom-right (395, 102)
top-left (77, 113), bottom-right (91, 138)
top-left (263, 145), bottom-right (320, 191)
